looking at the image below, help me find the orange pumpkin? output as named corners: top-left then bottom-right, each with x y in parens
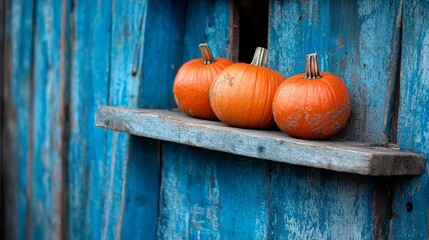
top-left (210, 47), bottom-right (285, 129)
top-left (173, 43), bottom-right (233, 119)
top-left (273, 53), bottom-right (351, 139)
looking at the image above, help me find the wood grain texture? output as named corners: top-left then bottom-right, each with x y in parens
top-left (391, 0), bottom-right (429, 239)
top-left (101, 1), bottom-right (148, 239)
top-left (157, 1), bottom-right (268, 237)
top-left (3, 0), bottom-right (36, 239)
top-left (0, 0), bottom-right (5, 236)
top-left (67, 0), bottom-right (111, 239)
top-left (30, 0), bottom-right (70, 238)
top-left (182, 0), bottom-right (231, 62)
top-left (269, 163), bottom-right (384, 239)
top-left (96, 107), bottom-right (424, 176)
top-left (156, 1), bottom-right (252, 238)
top-left (158, 142), bottom-right (270, 239)
top-left (267, 1), bottom-right (405, 238)
top-left (4, 0), bottom-right (429, 239)
top-left (121, 1), bottom-right (186, 239)
top-left (268, 0), bottom-right (402, 143)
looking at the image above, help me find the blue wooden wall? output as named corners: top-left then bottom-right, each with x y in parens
top-left (2, 0), bottom-right (428, 239)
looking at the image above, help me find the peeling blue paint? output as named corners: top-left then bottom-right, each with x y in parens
top-left (3, 0), bottom-right (428, 239)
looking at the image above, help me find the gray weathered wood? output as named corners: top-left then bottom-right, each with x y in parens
top-left (96, 106), bottom-right (425, 176)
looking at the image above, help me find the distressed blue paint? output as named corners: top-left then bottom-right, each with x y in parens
top-left (5, 0), bottom-right (428, 239)
top-left (268, 0), bottom-right (401, 143)
top-left (182, 0), bottom-right (231, 62)
top-left (121, 0), bottom-right (187, 239)
top-left (102, 1), bottom-right (148, 239)
top-left (156, 1), bottom-right (260, 238)
top-left (269, 164), bottom-right (382, 239)
top-left (98, 0), bottom-right (187, 238)
top-left (158, 143), bottom-right (270, 239)
top-left (4, 0), bottom-right (35, 239)
top-left (267, 1), bottom-right (400, 238)
top-left (392, 0), bottom-right (429, 239)
top-left (30, 0), bottom-right (70, 238)
top-left (68, 0), bottom-right (111, 239)
top-left (120, 137), bottom-right (160, 239)
top-left (138, 0), bottom-right (187, 109)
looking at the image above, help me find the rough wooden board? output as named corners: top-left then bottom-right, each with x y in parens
top-left (101, 0), bottom-right (154, 239)
top-left (3, 0), bottom-right (35, 239)
top-left (156, 1), bottom-right (261, 238)
top-left (181, 0), bottom-right (232, 62)
top-left (96, 107), bottom-right (424, 176)
top-left (120, 0), bottom-right (186, 239)
top-left (268, 162), bottom-right (385, 239)
top-left (67, 0), bottom-right (111, 239)
top-left (30, 0), bottom-right (70, 238)
top-left (158, 142), bottom-right (271, 239)
top-left (0, 0), bottom-right (5, 237)
top-left (267, 1), bottom-right (402, 238)
top-left (391, 0), bottom-right (429, 238)
top-left (268, 0), bottom-right (402, 143)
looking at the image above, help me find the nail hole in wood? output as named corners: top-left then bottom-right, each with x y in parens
top-left (406, 202), bottom-right (413, 212)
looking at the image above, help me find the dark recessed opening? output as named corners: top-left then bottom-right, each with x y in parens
top-left (238, 0), bottom-right (269, 63)
top-left (406, 202), bottom-right (413, 212)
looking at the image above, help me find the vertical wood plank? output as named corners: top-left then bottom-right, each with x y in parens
top-left (157, 1), bottom-right (271, 238)
top-left (182, 0), bottom-right (231, 62)
top-left (68, 0), bottom-right (111, 239)
top-left (3, 0), bottom-right (35, 239)
top-left (30, 0), bottom-right (70, 238)
top-left (0, 0), bottom-right (6, 236)
top-left (268, 0), bottom-right (401, 143)
top-left (121, 0), bottom-right (186, 239)
top-left (392, 1), bottom-right (429, 239)
top-left (267, 0), bottom-right (400, 238)
top-left (101, 1), bottom-right (147, 239)
top-left (158, 143), bottom-right (270, 239)
top-left (100, 0), bottom-right (187, 238)
top-left (268, 164), bottom-right (392, 239)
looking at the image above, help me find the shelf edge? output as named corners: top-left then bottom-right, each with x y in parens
top-left (96, 106), bottom-right (425, 176)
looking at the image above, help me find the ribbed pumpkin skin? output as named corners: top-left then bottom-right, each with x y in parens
top-left (173, 57), bottom-right (233, 119)
top-left (210, 63), bottom-right (285, 129)
top-left (273, 72), bottom-right (351, 139)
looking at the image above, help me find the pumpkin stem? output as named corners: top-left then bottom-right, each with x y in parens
top-left (305, 53), bottom-right (321, 79)
top-left (250, 47), bottom-right (268, 67)
top-left (199, 43), bottom-right (216, 64)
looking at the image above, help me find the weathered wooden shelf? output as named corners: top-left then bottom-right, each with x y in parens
top-left (96, 106), bottom-right (425, 176)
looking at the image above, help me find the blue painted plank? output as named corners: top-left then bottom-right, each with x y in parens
top-left (268, 164), bottom-right (387, 239)
top-left (101, 1), bottom-right (148, 239)
top-left (268, 0), bottom-right (401, 143)
top-left (0, 0), bottom-right (4, 235)
top-left (182, 0), bottom-right (232, 62)
top-left (158, 142), bottom-right (270, 239)
top-left (138, 0), bottom-right (187, 109)
top-left (30, 0), bottom-right (70, 238)
top-left (3, 0), bottom-right (35, 239)
top-left (392, 1), bottom-right (429, 239)
top-left (157, 1), bottom-right (271, 238)
top-left (100, 0), bottom-right (187, 238)
top-left (68, 0), bottom-right (111, 239)
top-left (267, 1), bottom-right (401, 238)
top-left (121, 0), bottom-right (186, 239)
